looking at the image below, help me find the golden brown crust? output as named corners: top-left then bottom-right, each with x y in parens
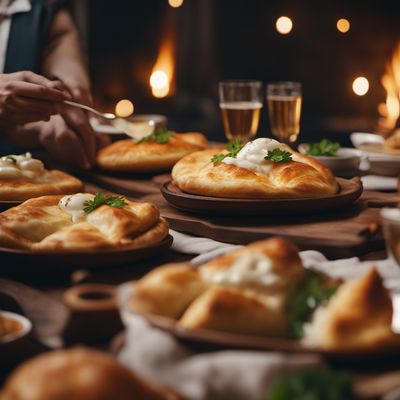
top-left (200, 237), bottom-right (304, 292)
top-left (0, 347), bottom-right (183, 400)
top-left (304, 268), bottom-right (400, 351)
top-left (129, 263), bottom-right (208, 318)
top-left (0, 170), bottom-right (83, 201)
top-left (178, 286), bottom-right (287, 336)
top-left (0, 195), bottom-right (169, 252)
top-left (96, 132), bottom-right (208, 172)
top-left (172, 147), bottom-right (338, 199)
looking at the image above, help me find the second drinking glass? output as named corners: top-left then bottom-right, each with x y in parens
top-left (267, 82), bottom-right (302, 145)
top-left (219, 80), bottom-right (263, 142)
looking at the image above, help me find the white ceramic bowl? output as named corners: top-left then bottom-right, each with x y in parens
top-left (0, 310), bottom-right (31, 344)
top-left (298, 143), bottom-right (362, 177)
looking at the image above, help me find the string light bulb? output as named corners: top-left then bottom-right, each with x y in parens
top-left (115, 99), bottom-right (134, 117)
top-left (276, 16), bottom-right (293, 35)
top-left (337, 18), bottom-right (350, 33)
top-left (168, 0), bottom-right (183, 8)
top-left (352, 77), bottom-right (369, 96)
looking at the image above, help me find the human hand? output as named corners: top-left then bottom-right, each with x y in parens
top-left (0, 71), bottom-right (70, 126)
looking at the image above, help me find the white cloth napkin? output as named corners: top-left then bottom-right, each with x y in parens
top-left (361, 175), bottom-right (398, 191)
top-left (119, 232), bottom-right (400, 400)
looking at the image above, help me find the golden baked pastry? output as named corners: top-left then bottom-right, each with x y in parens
top-left (303, 268), bottom-right (400, 351)
top-left (96, 131), bottom-right (208, 172)
top-left (0, 193), bottom-right (168, 251)
top-left (0, 153), bottom-right (83, 201)
top-left (129, 237), bottom-right (304, 337)
top-left (128, 237), bottom-right (400, 352)
top-left (172, 138), bottom-right (338, 199)
top-left (0, 347), bottom-right (183, 400)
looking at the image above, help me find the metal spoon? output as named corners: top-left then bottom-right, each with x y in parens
top-left (63, 100), bottom-right (155, 139)
top-left (64, 100), bottom-right (116, 120)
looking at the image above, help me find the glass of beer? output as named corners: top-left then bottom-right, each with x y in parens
top-left (267, 82), bottom-right (302, 144)
top-left (219, 80), bottom-right (263, 142)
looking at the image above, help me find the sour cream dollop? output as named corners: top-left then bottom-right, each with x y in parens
top-left (0, 153), bottom-right (46, 180)
top-left (222, 138), bottom-right (299, 174)
top-left (59, 193), bottom-right (94, 223)
top-left (200, 251), bottom-right (284, 290)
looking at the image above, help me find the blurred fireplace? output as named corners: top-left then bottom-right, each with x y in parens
top-left (84, 0), bottom-right (400, 142)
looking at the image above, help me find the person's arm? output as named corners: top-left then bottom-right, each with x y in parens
top-left (41, 7), bottom-right (91, 103)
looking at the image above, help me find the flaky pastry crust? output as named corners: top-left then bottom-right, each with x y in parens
top-left (0, 195), bottom-right (168, 252)
top-left (0, 170), bottom-right (83, 201)
top-left (172, 147), bottom-right (338, 199)
top-left (0, 347), bottom-right (183, 400)
top-left (96, 132), bottom-right (208, 172)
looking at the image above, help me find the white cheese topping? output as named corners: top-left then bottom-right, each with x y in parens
top-left (200, 250), bottom-right (284, 290)
top-left (0, 153), bottom-right (45, 180)
top-left (59, 193), bottom-right (94, 223)
top-left (222, 138), bottom-right (300, 174)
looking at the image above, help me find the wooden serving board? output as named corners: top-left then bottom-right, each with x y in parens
top-left (143, 192), bottom-right (392, 259)
top-left (79, 170), bottom-right (171, 198)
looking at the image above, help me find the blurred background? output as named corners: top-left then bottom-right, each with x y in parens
top-left (72, 0), bottom-right (400, 143)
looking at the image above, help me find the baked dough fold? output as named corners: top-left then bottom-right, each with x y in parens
top-left (96, 132), bottom-right (208, 172)
top-left (0, 194), bottom-right (169, 251)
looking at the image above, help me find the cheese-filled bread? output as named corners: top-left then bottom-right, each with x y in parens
top-left (96, 131), bottom-right (208, 172)
top-left (172, 138), bottom-right (338, 199)
top-left (0, 153), bottom-right (83, 201)
top-left (129, 237), bottom-right (303, 337)
top-left (0, 193), bottom-right (168, 252)
top-left (0, 347), bottom-right (183, 400)
top-left (303, 268), bottom-right (400, 351)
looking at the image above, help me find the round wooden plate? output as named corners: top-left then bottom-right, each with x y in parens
top-left (135, 313), bottom-right (400, 361)
top-left (0, 200), bottom-right (22, 212)
top-left (161, 178), bottom-right (363, 216)
top-left (0, 235), bottom-right (173, 273)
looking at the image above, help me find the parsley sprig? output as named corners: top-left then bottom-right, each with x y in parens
top-left (136, 127), bottom-right (173, 144)
top-left (211, 138), bottom-right (244, 165)
top-left (264, 148), bottom-right (293, 163)
top-left (83, 192), bottom-right (128, 214)
top-left (306, 139), bottom-right (340, 157)
top-left (268, 367), bottom-right (356, 400)
top-left (286, 271), bottom-right (339, 339)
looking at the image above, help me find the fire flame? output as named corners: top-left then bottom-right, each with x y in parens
top-left (149, 33), bottom-right (175, 98)
top-left (379, 43), bottom-right (400, 130)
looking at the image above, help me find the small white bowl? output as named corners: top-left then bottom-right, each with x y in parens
top-left (0, 310), bottom-right (31, 344)
top-left (298, 143), bottom-right (362, 177)
top-left (350, 132), bottom-right (385, 149)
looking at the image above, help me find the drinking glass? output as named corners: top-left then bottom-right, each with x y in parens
top-left (266, 81), bottom-right (302, 144)
top-left (219, 80), bottom-right (263, 142)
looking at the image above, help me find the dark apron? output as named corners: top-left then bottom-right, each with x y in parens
top-left (0, 0), bottom-right (66, 154)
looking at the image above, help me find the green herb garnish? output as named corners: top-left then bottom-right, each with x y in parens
top-left (264, 148), bottom-right (293, 163)
top-left (211, 138), bottom-right (244, 165)
top-left (83, 192), bottom-right (128, 214)
top-left (268, 367), bottom-right (356, 400)
top-left (136, 127), bottom-right (173, 144)
top-left (306, 139), bottom-right (341, 157)
top-left (5, 156), bottom-right (17, 164)
top-left (286, 271), bottom-right (339, 339)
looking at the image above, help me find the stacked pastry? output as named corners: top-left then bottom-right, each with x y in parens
top-left (97, 129), bottom-right (208, 172)
top-left (172, 138), bottom-right (338, 199)
top-left (0, 152), bottom-right (83, 201)
top-left (129, 237), bottom-right (400, 351)
top-left (0, 193), bottom-right (168, 252)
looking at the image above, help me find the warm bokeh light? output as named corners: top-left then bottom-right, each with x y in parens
top-left (379, 42), bottom-right (400, 130)
top-left (150, 71), bottom-right (170, 98)
top-left (336, 18), bottom-right (350, 33)
top-left (276, 16), bottom-right (293, 35)
top-left (149, 30), bottom-right (175, 98)
top-left (115, 99), bottom-right (134, 117)
top-left (352, 77), bottom-right (369, 96)
top-left (168, 0), bottom-right (183, 7)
